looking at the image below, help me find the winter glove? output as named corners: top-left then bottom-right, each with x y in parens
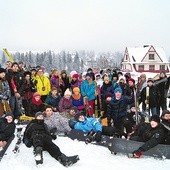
top-left (50, 128), bottom-right (57, 140)
top-left (95, 131), bottom-right (102, 142)
top-left (132, 148), bottom-right (144, 158)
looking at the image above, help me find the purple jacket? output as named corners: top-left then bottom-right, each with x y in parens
top-left (58, 96), bottom-right (73, 112)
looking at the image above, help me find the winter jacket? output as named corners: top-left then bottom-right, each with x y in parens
top-left (0, 117), bottom-right (15, 141)
top-left (23, 119), bottom-right (51, 147)
top-left (74, 117), bottom-right (102, 133)
top-left (0, 79), bottom-right (11, 100)
top-left (107, 95), bottom-right (134, 124)
top-left (101, 81), bottom-right (114, 100)
top-left (44, 112), bottom-right (71, 133)
top-left (71, 95), bottom-right (84, 110)
top-left (45, 94), bottom-right (61, 109)
top-left (139, 85), bottom-right (160, 108)
top-left (70, 79), bottom-right (82, 90)
top-left (50, 75), bottom-right (60, 89)
top-left (58, 96), bottom-right (73, 112)
top-left (6, 71), bottom-right (25, 96)
top-left (35, 75), bottom-right (51, 96)
top-left (131, 122), bottom-right (166, 151)
top-left (80, 80), bottom-right (96, 101)
top-left (28, 98), bottom-right (44, 117)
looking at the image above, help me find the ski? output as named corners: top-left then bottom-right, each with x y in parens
top-left (133, 88), bottom-right (139, 125)
top-left (145, 86), bottom-right (150, 123)
top-left (13, 126), bottom-right (26, 154)
top-left (0, 135), bottom-right (15, 161)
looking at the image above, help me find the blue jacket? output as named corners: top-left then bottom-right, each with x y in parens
top-left (107, 95), bottom-right (134, 124)
top-left (80, 80), bottom-right (96, 101)
top-left (74, 117), bottom-right (102, 133)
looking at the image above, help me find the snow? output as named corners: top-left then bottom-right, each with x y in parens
top-left (0, 135), bottom-right (169, 170)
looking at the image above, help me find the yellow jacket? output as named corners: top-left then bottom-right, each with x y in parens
top-left (35, 75), bottom-right (51, 95)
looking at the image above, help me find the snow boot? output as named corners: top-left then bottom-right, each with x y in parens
top-left (57, 153), bottom-right (79, 167)
top-left (34, 146), bottom-right (43, 165)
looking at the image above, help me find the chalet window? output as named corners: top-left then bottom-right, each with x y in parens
top-left (138, 65), bottom-right (144, 71)
top-left (160, 65), bottom-right (165, 70)
top-left (125, 55), bottom-right (128, 60)
top-left (149, 65), bottom-right (155, 70)
top-left (149, 54), bottom-right (155, 60)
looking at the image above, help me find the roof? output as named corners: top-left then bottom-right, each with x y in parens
top-left (126, 45), bottom-right (169, 63)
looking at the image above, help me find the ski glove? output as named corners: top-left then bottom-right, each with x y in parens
top-left (132, 148), bottom-right (144, 158)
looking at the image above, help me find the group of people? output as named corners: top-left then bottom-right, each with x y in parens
top-left (0, 61), bottom-right (170, 164)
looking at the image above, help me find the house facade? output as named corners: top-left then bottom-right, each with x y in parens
top-left (121, 45), bottom-right (169, 74)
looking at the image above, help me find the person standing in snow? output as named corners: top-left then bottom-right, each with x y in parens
top-left (107, 87), bottom-right (134, 134)
top-left (23, 111), bottom-right (79, 166)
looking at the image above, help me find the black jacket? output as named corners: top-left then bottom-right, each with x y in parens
top-left (131, 122), bottom-right (165, 151)
top-left (0, 117), bottom-right (15, 141)
top-left (23, 119), bottom-right (51, 147)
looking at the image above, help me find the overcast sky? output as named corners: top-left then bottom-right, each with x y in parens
top-left (0, 0), bottom-right (170, 56)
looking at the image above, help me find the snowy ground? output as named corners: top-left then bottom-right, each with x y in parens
top-left (0, 134), bottom-right (169, 170)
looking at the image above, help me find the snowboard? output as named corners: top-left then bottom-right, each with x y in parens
top-left (108, 137), bottom-right (170, 159)
top-left (0, 135), bottom-right (15, 161)
top-left (67, 129), bottom-right (111, 147)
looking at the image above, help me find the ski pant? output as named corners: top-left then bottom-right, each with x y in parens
top-left (114, 117), bottom-right (133, 134)
top-left (9, 96), bottom-right (22, 118)
top-left (32, 134), bottom-right (62, 159)
top-left (87, 100), bottom-right (95, 117)
top-left (102, 126), bottom-right (125, 137)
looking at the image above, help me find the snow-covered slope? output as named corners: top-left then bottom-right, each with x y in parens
top-left (0, 135), bottom-right (169, 170)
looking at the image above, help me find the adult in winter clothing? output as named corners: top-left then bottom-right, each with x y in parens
top-left (0, 113), bottom-right (15, 148)
top-left (139, 78), bottom-right (160, 116)
top-left (50, 69), bottom-right (60, 89)
top-left (136, 73), bottom-right (147, 98)
top-left (70, 74), bottom-right (82, 90)
top-left (0, 68), bottom-right (11, 116)
top-left (59, 106), bottom-right (78, 120)
top-left (23, 111), bottom-right (79, 166)
top-left (58, 88), bottom-right (73, 113)
top-left (28, 92), bottom-right (44, 117)
top-left (80, 73), bottom-right (96, 117)
top-left (107, 87), bottom-right (134, 134)
top-left (69, 112), bottom-right (125, 143)
top-left (154, 71), bottom-right (170, 115)
top-left (22, 71), bottom-right (36, 115)
top-left (60, 70), bottom-right (70, 96)
top-left (6, 62), bottom-right (25, 118)
top-left (71, 87), bottom-right (85, 111)
top-left (130, 115), bottom-right (166, 158)
top-left (100, 77), bottom-right (114, 110)
top-left (45, 87), bottom-right (61, 112)
top-left (161, 109), bottom-right (170, 145)
top-left (35, 68), bottom-right (51, 102)
top-left (44, 105), bottom-right (71, 134)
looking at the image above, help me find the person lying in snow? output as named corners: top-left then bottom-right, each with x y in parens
top-left (130, 115), bottom-right (166, 158)
top-left (23, 111), bottom-right (79, 166)
top-left (0, 113), bottom-right (15, 150)
top-left (69, 111), bottom-right (127, 144)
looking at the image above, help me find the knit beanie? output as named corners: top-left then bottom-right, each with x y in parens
top-left (86, 73), bottom-right (92, 78)
top-left (150, 115), bottom-right (160, 123)
top-left (73, 87), bottom-right (80, 93)
top-left (0, 68), bottom-right (6, 74)
top-left (72, 74), bottom-right (79, 79)
top-left (114, 87), bottom-right (123, 94)
top-left (35, 111), bottom-right (44, 119)
top-left (5, 113), bottom-right (14, 119)
top-left (74, 112), bottom-right (85, 121)
top-left (33, 92), bottom-right (41, 98)
top-left (128, 78), bottom-right (135, 84)
top-left (64, 88), bottom-right (72, 96)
